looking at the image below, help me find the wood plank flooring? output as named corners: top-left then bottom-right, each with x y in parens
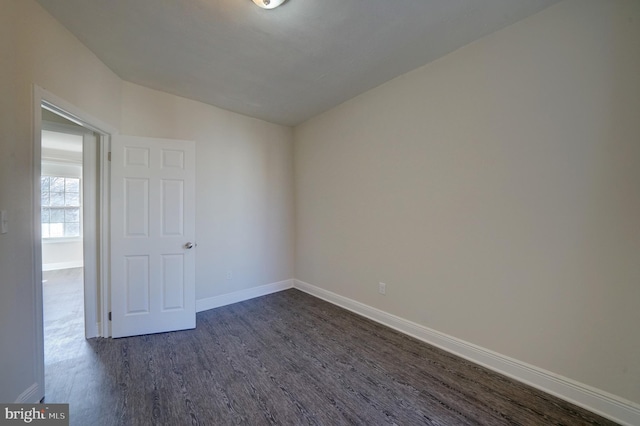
top-left (43, 270), bottom-right (617, 425)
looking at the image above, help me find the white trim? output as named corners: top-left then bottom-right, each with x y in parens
top-left (15, 383), bottom-right (40, 403)
top-left (42, 237), bottom-right (83, 244)
top-left (82, 132), bottom-right (99, 340)
top-left (42, 261), bottom-right (84, 272)
top-left (32, 86), bottom-right (45, 403)
top-left (39, 93), bottom-right (118, 135)
top-left (99, 134), bottom-right (111, 338)
top-left (196, 279), bottom-right (294, 312)
top-left (294, 279), bottom-right (640, 426)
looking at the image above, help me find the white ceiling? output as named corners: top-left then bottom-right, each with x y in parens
top-left (36, 0), bottom-right (561, 127)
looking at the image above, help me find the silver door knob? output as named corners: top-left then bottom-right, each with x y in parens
top-left (184, 242), bottom-right (194, 249)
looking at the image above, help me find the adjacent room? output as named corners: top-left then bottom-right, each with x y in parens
top-left (1, 0), bottom-right (638, 425)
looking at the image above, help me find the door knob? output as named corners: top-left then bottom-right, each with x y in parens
top-left (184, 242), bottom-right (195, 249)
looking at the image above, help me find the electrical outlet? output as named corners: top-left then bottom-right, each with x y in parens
top-left (226, 270), bottom-right (233, 280)
top-left (378, 282), bottom-right (386, 295)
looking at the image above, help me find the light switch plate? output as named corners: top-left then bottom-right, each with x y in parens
top-left (1, 210), bottom-right (7, 234)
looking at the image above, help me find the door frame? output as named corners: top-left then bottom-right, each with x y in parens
top-left (32, 85), bottom-right (116, 397)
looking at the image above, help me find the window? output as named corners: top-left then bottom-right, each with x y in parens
top-left (41, 176), bottom-right (81, 238)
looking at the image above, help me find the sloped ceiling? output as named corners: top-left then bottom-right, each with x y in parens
top-left (36, 0), bottom-right (561, 126)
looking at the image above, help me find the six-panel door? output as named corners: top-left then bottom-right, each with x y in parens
top-left (111, 135), bottom-right (196, 338)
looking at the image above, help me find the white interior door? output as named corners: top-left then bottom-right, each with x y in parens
top-left (110, 135), bottom-right (196, 338)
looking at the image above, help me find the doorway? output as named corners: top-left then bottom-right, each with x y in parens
top-left (40, 107), bottom-right (96, 334)
top-left (32, 87), bottom-right (114, 402)
top-left (40, 113), bottom-right (93, 397)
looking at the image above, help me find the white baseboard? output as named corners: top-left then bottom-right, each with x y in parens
top-left (42, 261), bottom-right (83, 271)
top-left (294, 279), bottom-right (640, 426)
top-left (196, 279), bottom-right (294, 313)
top-left (15, 383), bottom-right (41, 403)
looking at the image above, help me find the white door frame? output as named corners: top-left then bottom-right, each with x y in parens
top-left (32, 85), bottom-right (116, 398)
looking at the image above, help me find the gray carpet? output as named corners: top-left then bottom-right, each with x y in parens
top-left (43, 269), bottom-right (617, 425)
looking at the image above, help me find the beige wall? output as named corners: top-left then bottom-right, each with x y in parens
top-left (2, 0), bottom-right (638, 411)
top-left (0, 0), bottom-right (293, 403)
top-left (0, 0), bottom-right (122, 403)
top-left (294, 0), bottom-right (640, 404)
top-left (120, 83), bottom-right (294, 300)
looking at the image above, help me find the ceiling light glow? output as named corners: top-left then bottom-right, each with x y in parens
top-left (252, 0), bottom-right (286, 10)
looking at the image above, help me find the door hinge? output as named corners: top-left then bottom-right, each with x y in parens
top-left (108, 312), bottom-right (112, 321)
top-left (108, 152), bottom-right (112, 161)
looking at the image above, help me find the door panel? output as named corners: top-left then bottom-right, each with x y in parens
top-left (161, 180), bottom-right (184, 236)
top-left (111, 135), bottom-right (196, 338)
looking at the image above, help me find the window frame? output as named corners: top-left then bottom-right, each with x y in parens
top-left (40, 173), bottom-right (83, 241)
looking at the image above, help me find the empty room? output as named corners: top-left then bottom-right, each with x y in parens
top-left (1, 0), bottom-right (639, 425)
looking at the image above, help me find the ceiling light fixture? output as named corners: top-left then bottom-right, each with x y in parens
top-left (252, 0), bottom-right (286, 10)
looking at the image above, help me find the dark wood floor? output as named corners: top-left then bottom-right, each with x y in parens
top-left (43, 269), bottom-right (617, 425)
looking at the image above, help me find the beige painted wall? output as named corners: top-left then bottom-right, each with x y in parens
top-left (120, 83), bottom-right (294, 300)
top-left (294, 0), bottom-right (640, 404)
top-left (2, 0), bottom-right (637, 411)
top-left (0, 0), bottom-right (293, 403)
top-left (0, 0), bottom-right (122, 403)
